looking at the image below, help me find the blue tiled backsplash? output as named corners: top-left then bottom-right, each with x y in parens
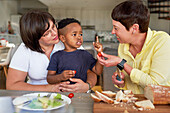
top-left (83, 29), bottom-right (118, 42)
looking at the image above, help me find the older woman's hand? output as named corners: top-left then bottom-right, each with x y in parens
top-left (59, 78), bottom-right (89, 93)
top-left (97, 52), bottom-right (121, 67)
top-left (112, 72), bottom-right (125, 88)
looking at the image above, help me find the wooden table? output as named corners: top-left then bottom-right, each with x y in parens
top-left (0, 89), bottom-right (94, 113)
top-left (93, 94), bottom-right (170, 113)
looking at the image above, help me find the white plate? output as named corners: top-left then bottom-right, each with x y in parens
top-left (13, 93), bottom-right (71, 111)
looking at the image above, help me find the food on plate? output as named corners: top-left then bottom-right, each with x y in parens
top-left (13, 93), bottom-right (65, 109)
top-left (68, 93), bottom-right (74, 98)
top-left (29, 93), bottom-right (63, 109)
top-left (101, 91), bottom-right (116, 98)
top-left (95, 91), bottom-right (114, 104)
top-left (144, 84), bottom-right (170, 104)
top-left (135, 100), bottom-right (155, 110)
top-left (38, 97), bottom-right (49, 108)
top-left (91, 94), bottom-right (101, 102)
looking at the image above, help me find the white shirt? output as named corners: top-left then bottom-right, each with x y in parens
top-left (9, 41), bottom-right (84, 85)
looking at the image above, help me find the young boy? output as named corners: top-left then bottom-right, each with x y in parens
top-left (47, 18), bottom-right (103, 84)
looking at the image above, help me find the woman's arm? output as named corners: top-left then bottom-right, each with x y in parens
top-left (130, 39), bottom-right (170, 88)
top-left (6, 68), bottom-right (61, 92)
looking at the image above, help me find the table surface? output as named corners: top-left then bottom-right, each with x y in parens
top-left (0, 89), bottom-right (94, 113)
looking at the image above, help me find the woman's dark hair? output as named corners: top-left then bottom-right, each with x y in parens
top-left (19, 10), bottom-right (55, 53)
top-left (111, 0), bottom-right (150, 33)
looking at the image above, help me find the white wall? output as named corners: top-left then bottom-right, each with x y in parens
top-left (149, 14), bottom-right (170, 34)
top-left (49, 8), bottom-right (113, 31)
top-left (20, 0), bottom-right (47, 9)
top-left (49, 7), bottom-right (170, 34)
top-left (0, 0), bottom-right (18, 32)
top-left (0, 0), bottom-right (169, 34)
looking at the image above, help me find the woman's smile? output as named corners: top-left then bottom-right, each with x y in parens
top-left (53, 36), bottom-right (58, 40)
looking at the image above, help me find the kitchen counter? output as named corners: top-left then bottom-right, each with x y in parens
top-left (0, 34), bottom-right (22, 45)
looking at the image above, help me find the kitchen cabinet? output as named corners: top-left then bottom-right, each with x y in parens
top-left (81, 10), bottom-right (95, 25)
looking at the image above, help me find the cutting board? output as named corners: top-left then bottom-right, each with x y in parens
top-left (93, 94), bottom-right (170, 113)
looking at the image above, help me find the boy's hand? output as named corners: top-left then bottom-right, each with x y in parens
top-left (93, 36), bottom-right (103, 53)
top-left (61, 70), bottom-right (76, 80)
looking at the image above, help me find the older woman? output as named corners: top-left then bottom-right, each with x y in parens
top-left (97, 0), bottom-right (170, 94)
top-left (6, 10), bottom-right (97, 92)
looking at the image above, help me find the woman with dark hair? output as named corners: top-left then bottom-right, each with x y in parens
top-left (6, 10), bottom-right (97, 92)
top-left (97, 0), bottom-right (170, 94)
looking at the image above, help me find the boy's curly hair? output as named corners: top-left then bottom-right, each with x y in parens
top-left (58, 18), bottom-right (81, 29)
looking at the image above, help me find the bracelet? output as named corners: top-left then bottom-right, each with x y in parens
top-left (86, 82), bottom-right (91, 93)
top-left (117, 59), bottom-right (127, 70)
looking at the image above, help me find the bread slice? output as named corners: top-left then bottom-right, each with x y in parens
top-left (115, 90), bottom-right (125, 102)
top-left (135, 100), bottom-right (155, 110)
top-left (123, 90), bottom-right (133, 95)
top-left (101, 91), bottom-right (116, 98)
top-left (130, 97), bottom-right (138, 102)
top-left (95, 91), bottom-right (114, 104)
top-left (144, 84), bottom-right (170, 104)
top-left (91, 93), bottom-right (101, 102)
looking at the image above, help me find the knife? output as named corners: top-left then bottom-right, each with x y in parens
top-left (116, 68), bottom-right (122, 81)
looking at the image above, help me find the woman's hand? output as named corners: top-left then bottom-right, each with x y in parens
top-left (59, 78), bottom-right (89, 93)
top-left (93, 36), bottom-right (103, 53)
top-left (48, 81), bottom-right (69, 92)
top-left (112, 72), bottom-right (125, 88)
top-left (97, 52), bottom-right (121, 67)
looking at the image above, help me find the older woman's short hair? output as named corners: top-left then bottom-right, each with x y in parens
top-left (111, 0), bottom-right (150, 33)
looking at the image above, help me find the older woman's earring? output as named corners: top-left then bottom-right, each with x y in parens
top-left (132, 29), bottom-right (135, 34)
top-left (132, 27), bottom-right (136, 34)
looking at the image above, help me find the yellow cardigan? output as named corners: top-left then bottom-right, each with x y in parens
top-left (118, 28), bottom-right (170, 94)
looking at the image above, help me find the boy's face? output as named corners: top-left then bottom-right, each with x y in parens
top-left (60, 23), bottom-right (83, 51)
